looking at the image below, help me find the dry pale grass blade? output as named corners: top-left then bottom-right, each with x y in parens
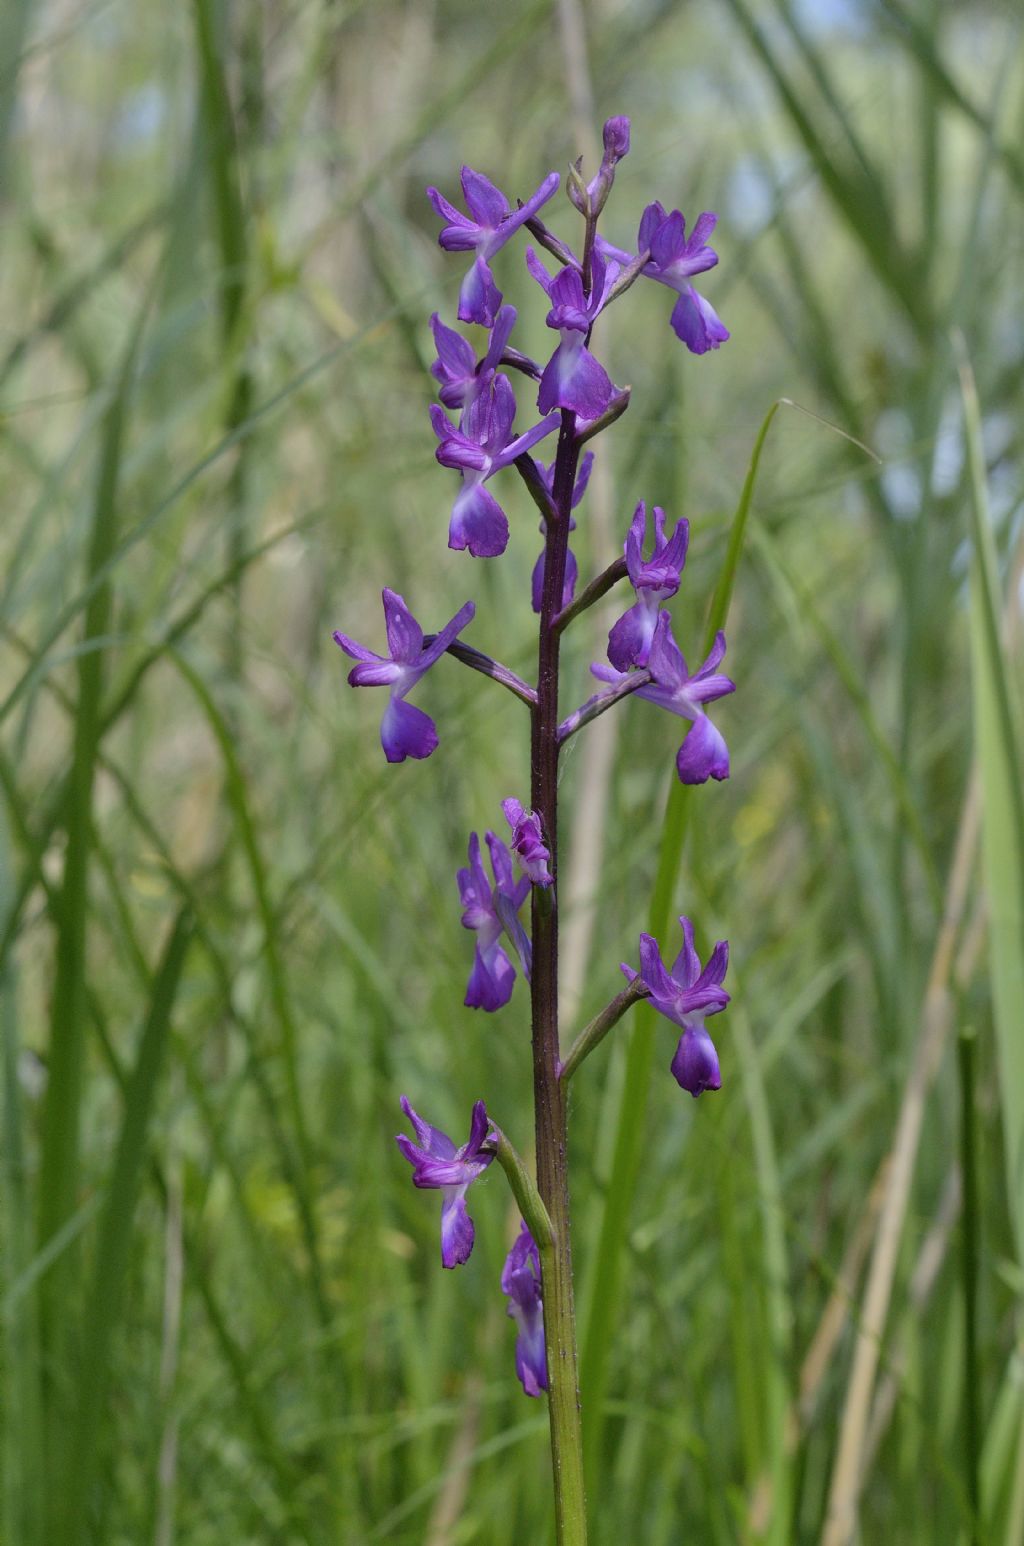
top-left (747, 1158), bottom-right (890, 1534)
top-left (424, 1372), bottom-right (486, 1546)
top-left (820, 775), bottom-right (981, 1546)
top-left (862, 1163), bottom-right (964, 1472)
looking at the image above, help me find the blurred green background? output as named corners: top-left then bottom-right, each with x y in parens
top-left (2, 0), bottom-right (1024, 1541)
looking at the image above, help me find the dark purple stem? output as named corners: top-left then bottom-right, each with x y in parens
top-left (532, 401), bottom-right (587, 1540)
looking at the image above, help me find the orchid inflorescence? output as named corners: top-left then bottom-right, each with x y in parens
top-left (335, 116), bottom-right (735, 1535)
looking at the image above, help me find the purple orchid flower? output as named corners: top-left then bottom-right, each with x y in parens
top-left (530, 450), bottom-right (594, 613)
top-left (457, 831), bottom-right (531, 1011)
top-left (501, 1221), bottom-right (547, 1397)
top-left (431, 374), bottom-right (560, 558)
top-left (597, 202), bottom-right (729, 355)
top-left (333, 589), bottom-right (474, 763)
top-left (427, 166), bottom-right (560, 326)
top-left (501, 798), bottom-right (553, 888)
top-left (621, 916), bottom-right (729, 1097)
top-left (607, 502), bottom-right (689, 670)
top-left (396, 1097), bottom-right (494, 1267)
top-left (592, 610), bottom-right (734, 783)
top-left (525, 246), bottom-right (619, 419)
top-left (429, 305), bottom-right (518, 411)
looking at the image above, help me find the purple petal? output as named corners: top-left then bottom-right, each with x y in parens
top-left (332, 630), bottom-right (383, 665)
top-left (488, 374), bottom-right (518, 448)
top-left (670, 1027), bottom-right (721, 1097)
top-left (419, 599), bottom-right (475, 670)
top-left (670, 917), bottom-right (701, 990)
top-left (382, 588), bottom-right (423, 663)
top-left (650, 209), bottom-right (685, 270)
top-left (347, 658), bottom-right (401, 688)
top-left (571, 451), bottom-right (594, 508)
top-left (459, 255), bottom-right (502, 327)
top-left (696, 629), bottom-right (727, 675)
top-left (485, 830), bottom-right (516, 896)
top-left (426, 186), bottom-right (479, 250)
top-left (380, 697), bottom-right (438, 763)
top-left (465, 941), bottom-right (516, 1011)
top-left (669, 287), bottom-right (730, 354)
top-left (493, 888), bottom-right (532, 979)
top-left (460, 166), bottom-right (508, 228)
top-left (647, 611), bottom-right (688, 686)
top-left (483, 305), bottom-right (518, 373)
top-left (430, 312), bottom-right (475, 373)
top-left (487, 171), bottom-right (560, 253)
top-left (537, 335), bottom-right (614, 419)
top-left (638, 201), bottom-right (668, 251)
top-left (607, 601), bottom-right (657, 672)
top-left (449, 482), bottom-right (509, 558)
top-left (398, 1096), bottom-right (457, 1161)
top-left (440, 1191), bottom-right (475, 1267)
top-left (696, 939), bottom-right (729, 991)
top-left (465, 1098), bottom-right (490, 1157)
top-left (676, 714), bottom-right (730, 784)
top-left (497, 411), bottom-right (560, 468)
top-left (525, 245), bottom-right (554, 296)
top-left (637, 933), bottom-right (676, 1003)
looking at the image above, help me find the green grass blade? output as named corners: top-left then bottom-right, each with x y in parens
top-left (959, 343), bottom-right (1024, 1259)
top-left (53, 907), bottom-right (192, 1545)
top-left (34, 312), bottom-right (143, 1397)
top-left (167, 647), bottom-right (329, 1324)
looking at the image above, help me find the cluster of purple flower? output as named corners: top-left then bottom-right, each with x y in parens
top-left (334, 116), bottom-right (734, 1399)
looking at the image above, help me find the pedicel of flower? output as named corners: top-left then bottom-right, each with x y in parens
top-left (396, 1097), bottom-right (494, 1267)
top-left (333, 589), bottom-right (474, 763)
